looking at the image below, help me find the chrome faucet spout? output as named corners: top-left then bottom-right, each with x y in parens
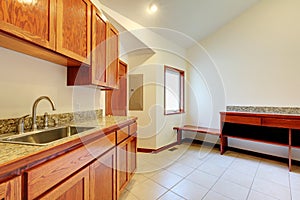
top-left (32, 96), bottom-right (56, 131)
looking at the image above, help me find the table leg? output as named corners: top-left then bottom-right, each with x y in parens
top-left (220, 135), bottom-right (228, 155)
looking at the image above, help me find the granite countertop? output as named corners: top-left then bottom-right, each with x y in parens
top-left (226, 106), bottom-right (300, 115)
top-left (222, 110), bottom-right (300, 116)
top-left (221, 111), bottom-right (300, 118)
top-left (0, 116), bottom-right (136, 168)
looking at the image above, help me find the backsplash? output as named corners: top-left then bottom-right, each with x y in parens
top-left (227, 106), bottom-right (300, 115)
top-left (0, 109), bottom-right (102, 135)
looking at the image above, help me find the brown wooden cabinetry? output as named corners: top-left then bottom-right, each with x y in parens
top-left (39, 167), bottom-right (90, 200)
top-left (56, 0), bottom-right (91, 65)
top-left (0, 119), bottom-right (137, 200)
top-left (220, 112), bottom-right (300, 171)
top-left (106, 60), bottom-right (127, 116)
top-left (116, 124), bottom-right (137, 198)
top-left (12, 120), bottom-right (137, 200)
top-left (116, 135), bottom-right (137, 198)
top-left (67, 7), bottom-right (119, 89)
top-left (91, 6), bottom-right (108, 86)
top-left (0, 0), bottom-right (56, 49)
top-left (128, 139), bottom-right (137, 175)
top-left (117, 126), bottom-right (129, 144)
top-left (0, 0), bottom-right (119, 88)
top-left (0, 176), bottom-right (21, 200)
top-left (24, 131), bottom-right (115, 199)
top-left (0, 0), bottom-right (90, 66)
top-left (1, 0), bottom-right (92, 65)
top-left (128, 135), bottom-right (137, 178)
top-left (106, 23), bottom-right (119, 89)
top-left (117, 139), bottom-right (129, 198)
top-left (67, 6), bottom-right (110, 87)
top-left (90, 148), bottom-right (116, 200)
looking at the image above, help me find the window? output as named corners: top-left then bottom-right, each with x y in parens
top-left (164, 66), bottom-right (184, 115)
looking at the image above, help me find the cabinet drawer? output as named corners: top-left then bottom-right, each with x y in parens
top-left (129, 123), bottom-right (137, 135)
top-left (262, 118), bottom-right (300, 129)
top-left (117, 126), bottom-right (129, 144)
top-left (223, 115), bottom-right (261, 126)
top-left (39, 167), bottom-right (89, 200)
top-left (25, 132), bottom-right (115, 199)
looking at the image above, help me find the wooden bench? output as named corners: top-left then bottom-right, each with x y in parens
top-left (173, 125), bottom-right (220, 144)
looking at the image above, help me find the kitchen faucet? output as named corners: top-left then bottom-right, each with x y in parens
top-left (32, 96), bottom-right (56, 131)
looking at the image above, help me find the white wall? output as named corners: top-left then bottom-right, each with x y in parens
top-left (188, 0), bottom-right (300, 159)
top-left (127, 56), bottom-right (158, 149)
top-left (128, 50), bottom-right (187, 149)
top-left (201, 0), bottom-right (300, 106)
top-left (0, 47), bottom-right (105, 119)
top-left (153, 51), bottom-right (187, 149)
top-left (186, 45), bottom-right (226, 130)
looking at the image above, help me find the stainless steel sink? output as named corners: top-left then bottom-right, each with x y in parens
top-left (0, 126), bottom-right (95, 146)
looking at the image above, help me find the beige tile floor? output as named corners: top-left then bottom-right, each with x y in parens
top-left (120, 143), bottom-right (300, 200)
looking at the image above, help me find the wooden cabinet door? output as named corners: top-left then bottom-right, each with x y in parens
top-left (39, 167), bottom-right (89, 200)
top-left (0, 176), bottom-right (21, 200)
top-left (128, 136), bottom-right (137, 177)
top-left (56, 0), bottom-right (91, 64)
top-left (91, 6), bottom-right (107, 86)
top-left (90, 148), bottom-right (116, 200)
top-left (106, 23), bottom-right (119, 89)
top-left (0, 0), bottom-right (55, 49)
top-left (106, 60), bottom-right (127, 116)
top-left (116, 139), bottom-right (129, 198)
top-left (116, 135), bottom-right (137, 197)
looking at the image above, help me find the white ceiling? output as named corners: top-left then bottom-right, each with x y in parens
top-left (99, 0), bottom-right (260, 48)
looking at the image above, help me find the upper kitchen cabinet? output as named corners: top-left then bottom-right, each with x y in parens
top-left (0, 0), bottom-right (119, 86)
top-left (91, 5), bottom-right (108, 86)
top-left (106, 23), bottom-right (119, 89)
top-left (56, 0), bottom-right (91, 65)
top-left (0, 0), bottom-right (55, 49)
top-left (92, 7), bottom-right (119, 89)
top-left (0, 0), bottom-right (91, 66)
top-left (67, 6), bottom-right (119, 89)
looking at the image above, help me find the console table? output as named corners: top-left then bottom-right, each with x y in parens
top-left (220, 112), bottom-right (300, 171)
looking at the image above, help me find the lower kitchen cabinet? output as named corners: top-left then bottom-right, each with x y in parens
top-left (40, 167), bottom-right (90, 200)
top-left (0, 176), bottom-right (21, 200)
top-left (0, 119), bottom-right (137, 200)
top-left (116, 135), bottom-right (137, 198)
top-left (117, 139), bottom-right (129, 197)
top-left (128, 135), bottom-right (137, 178)
top-left (90, 148), bottom-right (116, 200)
top-left (24, 132), bottom-right (115, 199)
